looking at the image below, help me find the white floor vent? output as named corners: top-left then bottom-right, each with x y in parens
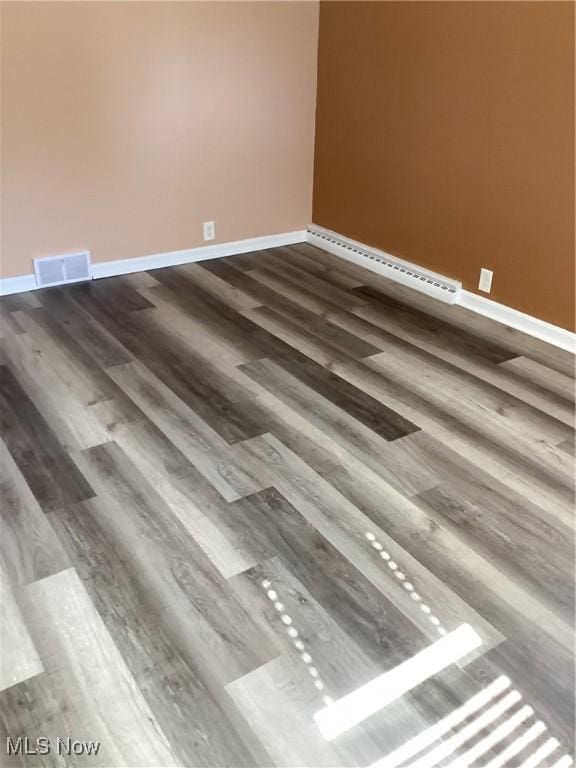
top-left (307, 226), bottom-right (461, 304)
top-left (34, 251), bottom-right (92, 288)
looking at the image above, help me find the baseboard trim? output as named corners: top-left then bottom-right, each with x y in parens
top-left (458, 290), bottom-right (575, 354)
top-left (0, 229), bottom-right (307, 295)
top-left (91, 229), bottom-right (307, 279)
top-left (2, 226), bottom-right (574, 353)
top-left (0, 274), bottom-right (38, 297)
top-left (306, 225), bottom-right (575, 353)
top-left (307, 224), bottom-right (462, 304)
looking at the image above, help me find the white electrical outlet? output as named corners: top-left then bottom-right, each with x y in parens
top-left (478, 268), bottom-right (493, 293)
top-left (203, 221), bottom-right (215, 241)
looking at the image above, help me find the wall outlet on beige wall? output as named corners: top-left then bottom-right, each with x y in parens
top-left (478, 268), bottom-right (493, 293)
top-left (203, 221), bottom-right (215, 241)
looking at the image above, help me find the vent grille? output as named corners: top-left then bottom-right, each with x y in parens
top-left (36, 258), bottom-right (65, 287)
top-left (34, 251), bottom-right (91, 288)
top-left (307, 227), bottom-right (461, 303)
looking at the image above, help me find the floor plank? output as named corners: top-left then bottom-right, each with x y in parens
top-left (47, 500), bottom-right (271, 767)
top-left (0, 440), bottom-right (70, 585)
top-left (0, 365), bottom-right (95, 511)
top-left (0, 243), bottom-right (573, 766)
top-left (106, 360), bottom-right (267, 500)
top-left (239, 433), bottom-right (504, 655)
top-left (2, 568), bottom-right (178, 766)
top-left (0, 567), bottom-right (43, 692)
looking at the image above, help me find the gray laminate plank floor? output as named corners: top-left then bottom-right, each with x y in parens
top-left (0, 244), bottom-right (574, 767)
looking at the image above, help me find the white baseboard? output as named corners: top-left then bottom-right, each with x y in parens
top-left (307, 224), bottom-right (462, 304)
top-left (458, 290), bottom-right (575, 354)
top-left (0, 274), bottom-right (37, 297)
top-left (0, 229), bottom-right (307, 296)
top-left (306, 225), bottom-right (575, 354)
top-left (2, 225), bottom-right (574, 354)
top-left (91, 229), bottom-right (307, 279)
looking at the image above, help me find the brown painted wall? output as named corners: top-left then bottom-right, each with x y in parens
top-left (1, 1), bottom-right (318, 278)
top-left (313, 1), bottom-right (575, 331)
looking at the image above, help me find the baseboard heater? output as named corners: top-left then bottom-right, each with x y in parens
top-left (307, 225), bottom-right (462, 304)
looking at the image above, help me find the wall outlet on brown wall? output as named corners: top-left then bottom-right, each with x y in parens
top-left (478, 268), bottom-right (493, 293)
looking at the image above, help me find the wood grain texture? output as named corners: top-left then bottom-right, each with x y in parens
top-left (0, 566), bottom-right (43, 692)
top-left (4, 568), bottom-right (178, 766)
top-left (0, 244), bottom-right (573, 766)
top-left (0, 441), bottom-right (69, 585)
top-left (0, 365), bottom-right (95, 511)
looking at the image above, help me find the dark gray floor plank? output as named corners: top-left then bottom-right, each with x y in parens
top-left (0, 441), bottom-right (70, 585)
top-left (154, 260), bottom-right (378, 362)
top-left (325, 454), bottom-right (575, 697)
top-left (416, 478), bottom-right (574, 623)
top-left (106, 360), bottom-right (268, 501)
top-left (229, 557), bottom-right (483, 768)
top-left (282, 244), bottom-right (367, 289)
top-left (0, 365), bottom-right (95, 511)
top-left (71, 441), bottom-right (278, 682)
top-left (189, 262), bottom-right (381, 359)
top-left (150, 268), bottom-right (269, 361)
top-left (327, 305), bottom-right (575, 426)
top-left (221, 249), bottom-right (269, 272)
top-left (0, 303), bottom-right (25, 337)
top-left (192, 262), bottom-right (372, 371)
top-left (251, 248), bottom-right (369, 310)
top-left (307, 245), bottom-right (576, 377)
top-left (258, 340), bottom-right (419, 441)
top-left (202, 257), bottom-right (342, 317)
top-left (272, 245), bottom-right (328, 275)
top-left (353, 285), bottom-right (518, 364)
top-left (332, 353), bottom-right (575, 513)
top-left (0, 243), bottom-right (573, 766)
top-left (73, 276), bottom-right (157, 312)
top-left (233, 373), bottom-right (437, 497)
top-left (36, 287), bottom-right (133, 368)
top-left (47, 472), bottom-right (272, 765)
top-left (212, 487), bottom-right (431, 669)
top-left (1, 568), bottom-right (181, 766)
top-left (67, 283), bottom-right (267, 444)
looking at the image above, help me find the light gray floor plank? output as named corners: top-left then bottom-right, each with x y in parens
top-left (111, 420), bottom-right (259, 577)
top-left (47, 497), bottom-right (272, 767)
top-left (227, 654), bottom-right (346, 768)
top-left (2, 319), bottom-right (118, 452)
top-left (232, 371), bottom-right (438, 497)
top-left (1, 568), bottom-right (178, 766)
top-left (333, 354), bottom-right (575, 518)
top-left (298, 245), bottom-right (576, 377)
top-left (239, 433), bottom-right (504, 656)
top-left (70, 441), bottom-right (278, 686)
top-left (499, 355), bottom-right (575, 401)
top-left (328, 307), bottom-right (575, 426)
top-left (106, 360), bottom-right (266, 501)
top-left (0, 440), bottom-right (70, 585)
top-left (0, 243), bottom-right (573, 766)
top-left (0, 566), bottom-right (43, 692)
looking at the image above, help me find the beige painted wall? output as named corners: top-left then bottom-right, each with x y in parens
top-left (0, 1), bottom-right (319, 278)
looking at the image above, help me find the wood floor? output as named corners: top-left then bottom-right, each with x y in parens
top-left (0, 243), bottom-right (574, 767)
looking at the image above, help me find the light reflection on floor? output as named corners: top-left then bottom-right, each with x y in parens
top-left (314, 624), bottom-right (482, 740)
top-left (313, 661), bottom-right (572, 768)
top-left (263, 528), bottom-right (573, 768)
